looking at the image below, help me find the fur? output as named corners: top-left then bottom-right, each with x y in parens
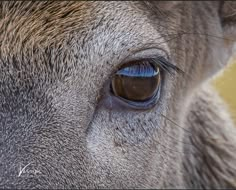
top-left (0, 1), bottom-right (236, 188)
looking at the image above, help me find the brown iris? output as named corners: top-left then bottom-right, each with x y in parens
top-left (111, 61), bottom-right (161, 102)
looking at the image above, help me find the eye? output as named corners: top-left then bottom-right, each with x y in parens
top-left (111, 60), bottom-right (161, 109)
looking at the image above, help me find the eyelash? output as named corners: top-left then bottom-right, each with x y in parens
top-left (96, 55), bottom-right (183, 112)
top-left (110, 56), bottom-right (183, 80)
top-left (144, 56), bottom-right (184, 75)
top-left (107, 56), bottom-right (181, 109)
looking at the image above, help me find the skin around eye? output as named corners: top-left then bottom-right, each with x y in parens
top-left (111, 62), bottom-right (161, 102)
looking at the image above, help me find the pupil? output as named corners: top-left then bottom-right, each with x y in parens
top-left (112, 63), bottom-right (161, 102)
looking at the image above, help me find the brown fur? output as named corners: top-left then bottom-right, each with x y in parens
top-left (0, 1), bottom-right (236, 189)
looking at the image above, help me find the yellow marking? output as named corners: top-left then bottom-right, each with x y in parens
top-left (212, 58), bottom-right (236, 125)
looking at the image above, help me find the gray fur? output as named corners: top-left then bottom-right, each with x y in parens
top-left (182, 84), bottom-right (236, 188)
top-left (0, 1), bottom-right (236, 189)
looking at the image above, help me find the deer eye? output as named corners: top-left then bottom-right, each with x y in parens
top-left (111, 60), bottom-right (161, 109)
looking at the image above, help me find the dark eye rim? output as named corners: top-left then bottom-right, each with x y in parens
top-left (110, 82), bottom-right (161, 110)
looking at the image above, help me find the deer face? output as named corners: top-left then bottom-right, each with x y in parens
top-left (0, 1), bottom-right (236, 189)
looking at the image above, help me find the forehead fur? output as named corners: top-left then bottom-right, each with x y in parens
top-left (0, 2), bottom-right (169, 56)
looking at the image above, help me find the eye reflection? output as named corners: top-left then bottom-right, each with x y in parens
top-left (111, 61), bottom-right (161, 102)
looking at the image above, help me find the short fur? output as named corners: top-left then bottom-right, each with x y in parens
top-left (0, 1), bottom-right (236, 189)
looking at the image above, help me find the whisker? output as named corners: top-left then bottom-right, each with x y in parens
top-left (156, 123), bottom-right (195, 148)
top-left (179, 32), bottom-right (236, 42)
top-left (160, 113), bottom-right (192, 134)
top-left (152, 136), bottom-right (194, 155)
